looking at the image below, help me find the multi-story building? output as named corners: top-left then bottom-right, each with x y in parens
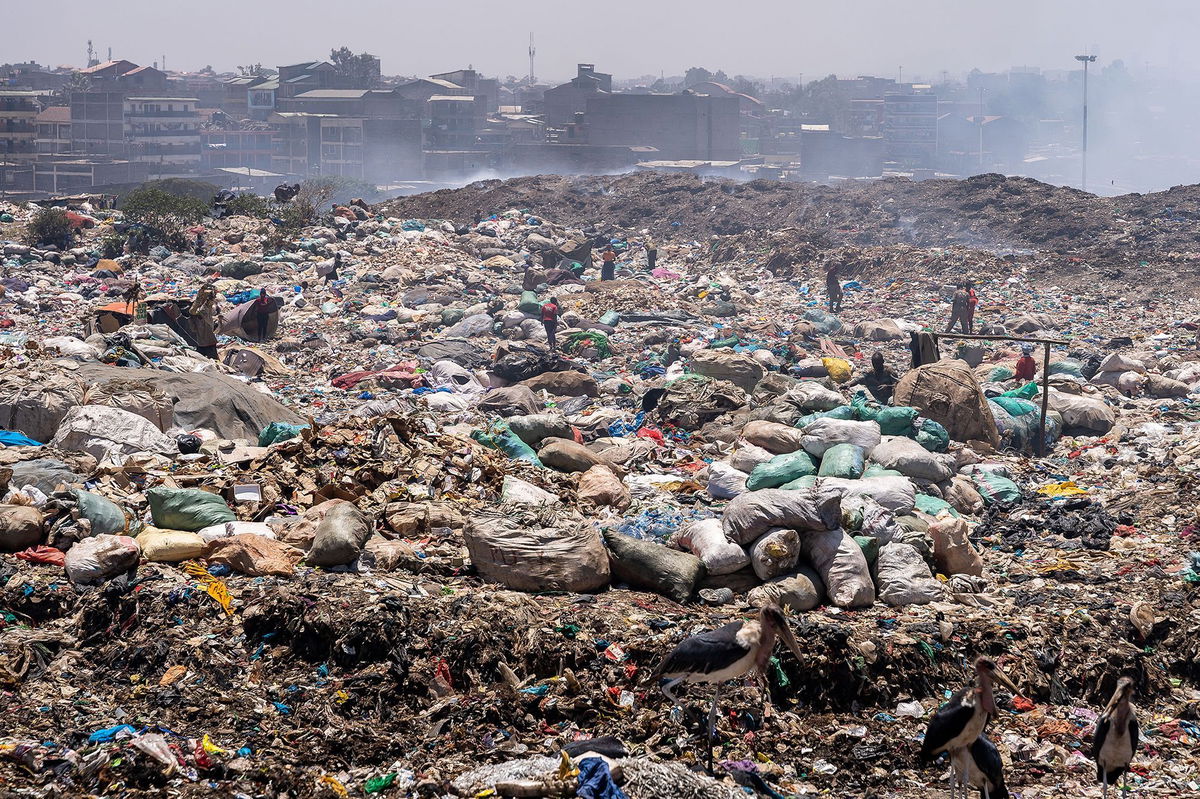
top-left (201, 118), bottom-right (274, 172)
top-left (883, 90), bottom-right (938, 167)
top-left (544, 64), bottom-right (612, 127)
top-left (0, 90), bottom-right (39, 162)
top-left (583, 91), bottom-right (740, 161)
top-left (124, 97), bottom-right (201, 177)
top-left (430, 69), bottom-right (499, 111)
top-left (35, 106), bottom-right (71, 155)
top-left (69, 60), bottom-right (170, 157)
top-left (270, 88), bottom-right (423, 181)
top-left (427, 95), bottom-right (485, 150)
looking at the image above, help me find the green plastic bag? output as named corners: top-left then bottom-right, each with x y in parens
top-left (862, 464), bottom-right (903, 478)
top-left (795, 405), bottom-right (854, 429)
top-left (914, 493), bottom-right (959, 517)
top-left (1047, 359), bottom-right (1085, 378)
top-left (1000, 382), bottom-right (1039, 400)
top-left (988, 366), bottom-right (1015, 381)
top-left (73, 489), bottom-right (128, 535)
top-left (842, 505), bottom-right (865, 532)
top-left (147, 487), bottom-right (235, 532)
top-left (875, 406), bottom-right (920, 436)
top-left (779, 474), bottom-right (818, 491)
top-left (914, 418), bottom-right (950, 452)
top-left (471, 421), bottom-right (542, 466)
top-left (709, 335), bottom-right (740, 349)
top-left (854, 535), bottom-right (879, 567)
top-left (817, 443), bottom-right (864, 478)
top-left (991, 396), bottom-right (1038, 417)
top-left (518, 290), bottom-right (542, 314)
top-left (971, 471), bottom-right (1021, 505)
top-left (259, 422), bottom-right (307, 447)
top-left (746, 450), bottom-right (818, 490)
top-left (598, 310), bottom-right (620, 327)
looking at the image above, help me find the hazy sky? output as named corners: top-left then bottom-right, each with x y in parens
top-left (8, 0), bottom-right (1199, 82)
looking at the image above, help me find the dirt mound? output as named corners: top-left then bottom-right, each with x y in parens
top-left (384, 172), bottom-right (1200, 267)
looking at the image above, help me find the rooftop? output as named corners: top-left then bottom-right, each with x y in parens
top-left (292, 89), bottom-right (371, 99)
top-left (126, 97), bottom-right (199, 102)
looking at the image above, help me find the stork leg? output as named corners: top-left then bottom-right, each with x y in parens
top-left (984, 783), bottom-right (989, 799)
top-left (660, 677), bottom-right (683, 705)
top-left (947, 761), bottom-right (955, 799)
top-left (1102, 770), bottom-right (1108, 799)
top-left (706, 684), bottom-right (721, 774)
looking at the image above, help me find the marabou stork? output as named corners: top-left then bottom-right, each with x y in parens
top-left (1092, 677), bottom-right (1139, 797)
top-left (950, 735), bottom-right (1009, 799)
top-left (920, 657), bottom-right (1018, 799)
top-left (650, 605), bottom-right (803, 771)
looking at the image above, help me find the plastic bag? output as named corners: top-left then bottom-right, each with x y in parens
top-left (473, 420), bottom-right (543, 465)
top-left (64, 534), bottom-right (140, 584)
top-left (821, 357), bottom-right (852, 384)
top-left (913, 418), bottom-right (950, 452)
top-left (259, 421), bottom-right (307, 447)
top-left (745, 450), bottom-right (818, 491)
top-left (800, 527), bottom-right (874, 608)
top-left (672, 518), bottom-right (749, 575)
top-left (307, 501), bottom-right (373, 566)
top-left (147, 487), bottom-right (235, 532)
top-left (800, 418), bottom-right (881, 458)
top-left (749, 527), bottom-right (801, 581)
top-left (817, 443), bottom-right (865, 478)
top-left (706, 461), bottom-right (749, 499)
top-left (722, 484), bottom-right (843, 545)
top-left (970, 470), bottom-right (1021, 505)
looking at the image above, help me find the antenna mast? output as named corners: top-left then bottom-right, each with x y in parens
top-left (528, 33), bottom-right (536, 82)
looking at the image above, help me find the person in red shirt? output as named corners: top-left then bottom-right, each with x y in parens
top-left (1015, 343), bottom-right (1037, 381)
top-left (542, 296), bottom-right (560, 350)
top-left (965, 280), bottom-right (979, 333)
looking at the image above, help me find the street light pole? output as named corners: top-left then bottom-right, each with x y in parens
top-left (978, 87), bottom-right (985, 168)
top-left (1075, 54), bottom-right (1096, 191)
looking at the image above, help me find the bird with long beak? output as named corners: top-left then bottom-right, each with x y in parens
top-left (1092, 677), bottom-right (1139, 798)
top-left (950, 735), bottom-right (1010, 799)
top-left (921, 657), bottom-right (1020, 799)
top-left (650, 605), bottom-right (804, 771)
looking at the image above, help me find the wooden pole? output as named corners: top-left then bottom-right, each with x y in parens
top-left (1038, 342), bottom-right (1051, 457)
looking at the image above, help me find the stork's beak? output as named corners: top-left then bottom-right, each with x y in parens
top-left (992, 667), bottom-right (1019, 696)
top-left (778, 620), bottom-right (805, 664)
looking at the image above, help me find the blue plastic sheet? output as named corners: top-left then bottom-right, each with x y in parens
top-left (577, 757), bottom-right (629, 799)
top-left (0, 430), bottom-right (42, 446)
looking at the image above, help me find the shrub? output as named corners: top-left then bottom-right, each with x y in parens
top-left (25, 207), bottom-right (73, 248)
top-left (223, 193), bottom-right (272, 218)
top-left (120, 186), bottom-right (209, 249)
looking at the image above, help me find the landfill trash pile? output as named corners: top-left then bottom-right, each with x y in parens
top-left (3, 173), bottom-right (1200, 798)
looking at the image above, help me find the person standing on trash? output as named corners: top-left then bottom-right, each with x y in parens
top-left (601, 246), bottom-right (617, 281)
top-left (187, 282), bottom-right (219, 359)
top-left (1015, 343), bottom-right (1037, 381)
top-left (645, 236), bottom-right (658, 271)
top-left (946, 282), bottom-right (971, 333)
top-left (826, 263), bottom-right (844, 313)
top-left (252, 290), bottom-right (274, 342)
top-left (965, 280), bottom-right (979, 334)
top-left (847, 351), bottom-right (901, 404)
top-left (542, 296), bottom-right (560, 350)
top-left (194, 231), bottom-right (205, 256)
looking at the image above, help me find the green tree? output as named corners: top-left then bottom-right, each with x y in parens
top-left (120, 186), bottom-right (210, 249)
top-left (25, 207), bottom-right (73, 248)
top-left (329, 47), bottom-right (380, 87)
top-left (684, 67), bottom-right (714, 88)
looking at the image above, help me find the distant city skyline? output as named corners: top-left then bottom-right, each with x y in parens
top-left (7, 0), bottom-right (1199, 84)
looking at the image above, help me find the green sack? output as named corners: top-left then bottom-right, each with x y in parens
top-left (914, 418), bottom-right (950, 452)
top-left (1047, 359), bottom-right (1084, 378)
top-left (73, 489), bottom-right (128, 535)
top-left (779, 474), bottom-right (818, 491)
top-left (598, 310), bottom-right (620, 327)
top-left (709, 335), bottom-right (740, 349)
top-left (795, 405), bottom-right (854, 429)
top-left (746, 450), bottom-right (818, 491)
top-left (988, 366), bottom-right (1015, 381)
top-left (875, 406), bottom-right (920, 436)
top-left (518, 290), bottom-right (542, 314)
top-left (914, 493), bottom-right (958, 517)
top-left (147, 487), bottom-right (235, 532)
top-left (854, 535), bottom-right (879, 567)
top-left (1000, 382), bottom-right (1039, 400)
top-left (259, 421), bottom-right (307, 447)
top-left (970, 471), bottom-right (1021, 505)
top-left (471, 421), bottom-right (543, 466)
top-left (817, 443), bottom-right (865, 479)
top-left (862, 464), bottom-right (903, 478)
top-left (441, 308), bottom-right (465, 326)
top-left (991, 396), bottom-right (1038, 417)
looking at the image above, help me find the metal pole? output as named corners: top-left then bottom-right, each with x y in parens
top-left (978, 87), bottom-right (984, 168)
top-left (1082, 60), bottom-right (1088, 191)
top-left (1038, 342), bottom-right (1051, 457)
